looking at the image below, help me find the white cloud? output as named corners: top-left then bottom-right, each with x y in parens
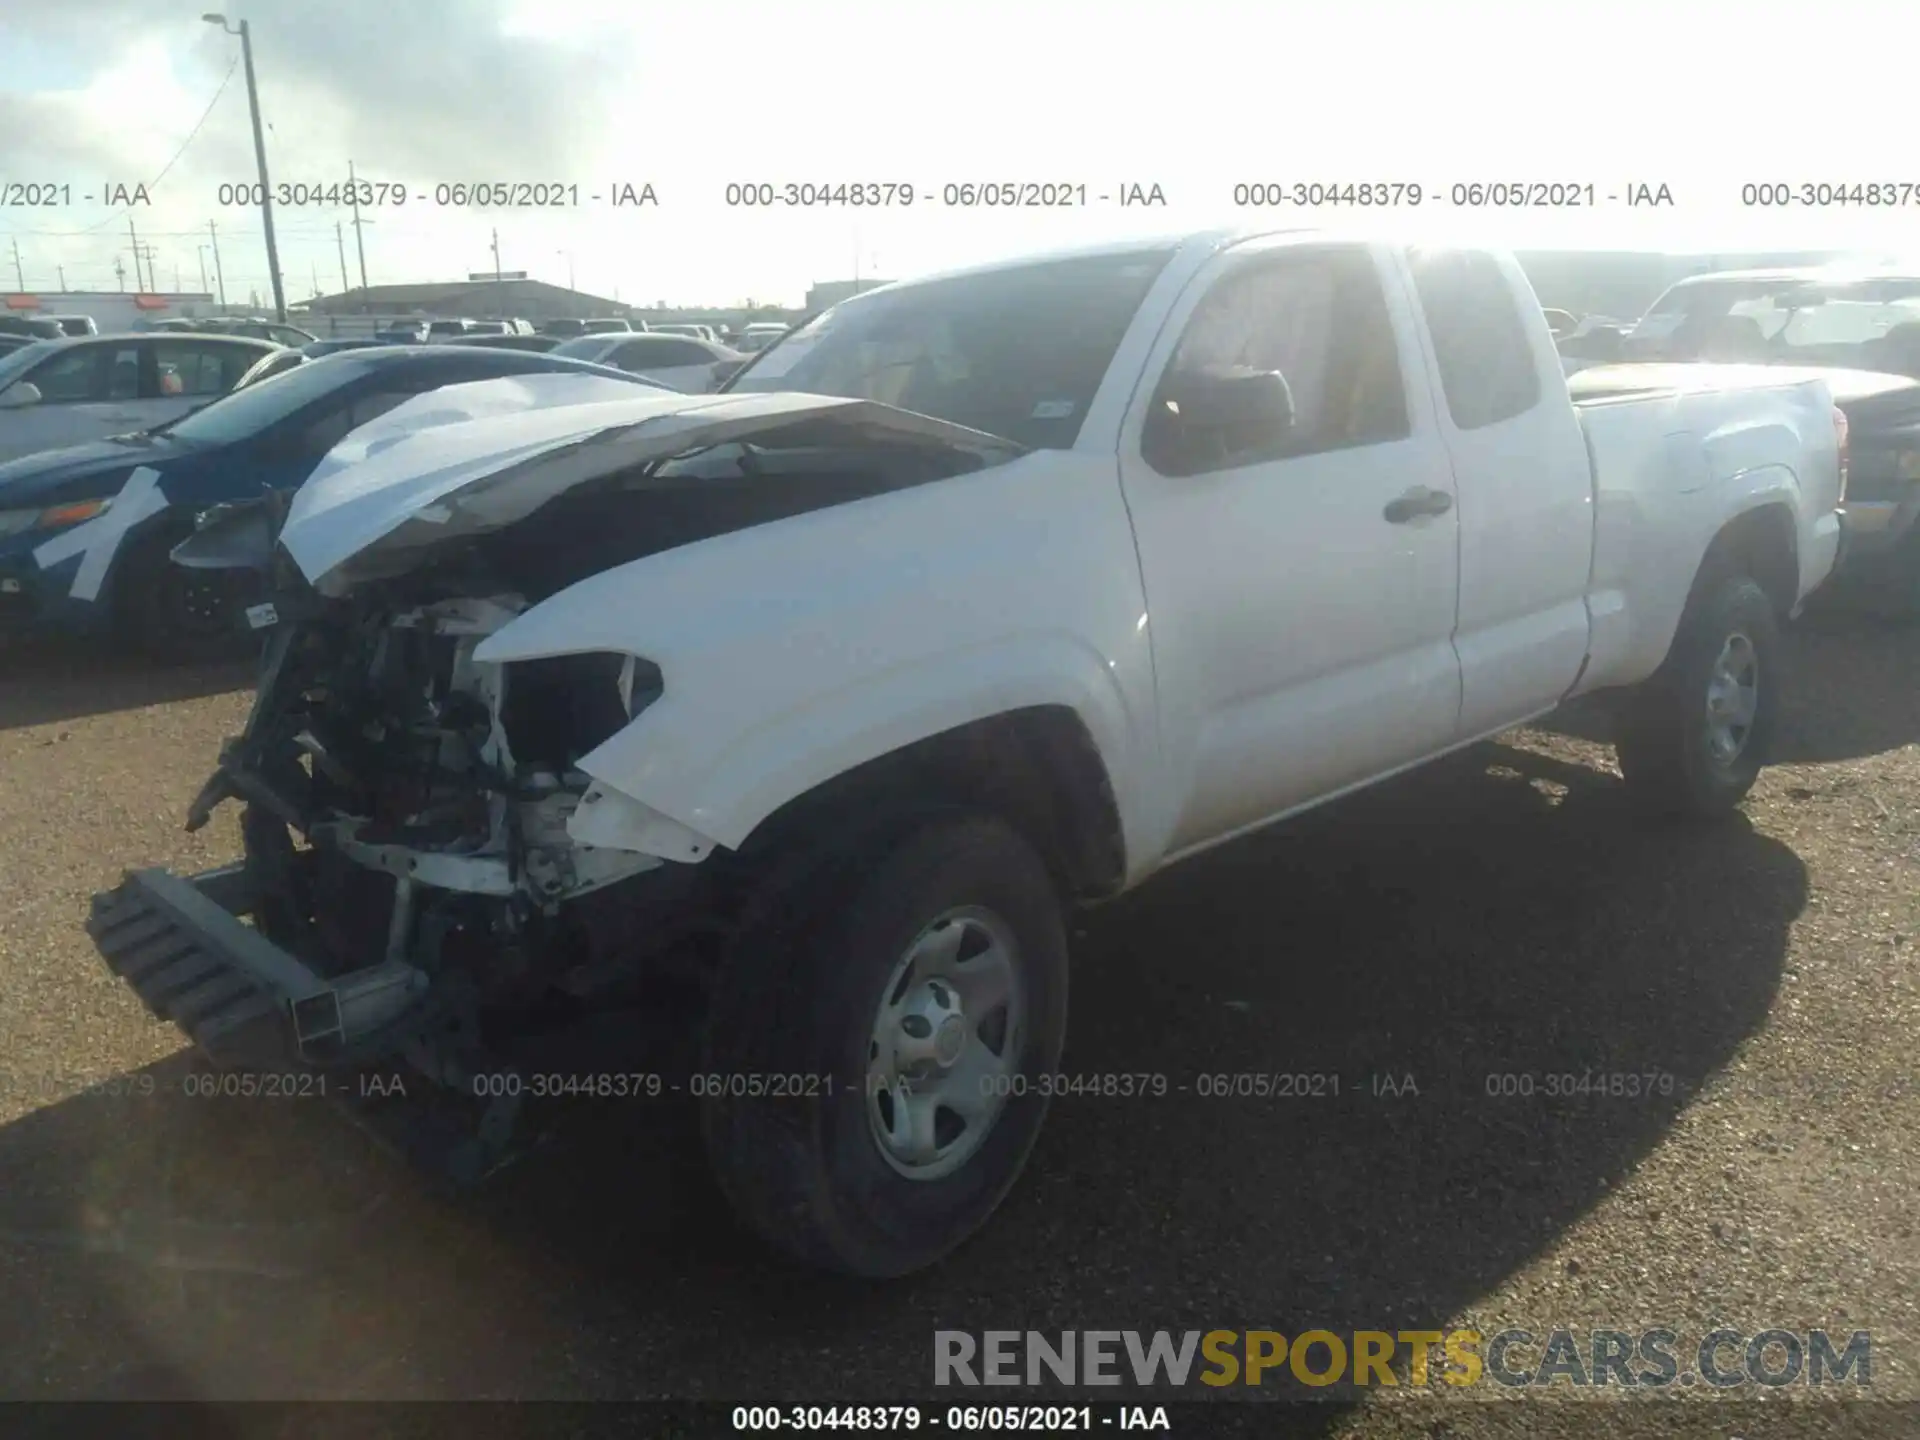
top-left (3, 0), bottom-right (1914, 310)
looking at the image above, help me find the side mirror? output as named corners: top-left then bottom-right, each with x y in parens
top-left (1145, 367), bottom-right (1295, 475)
top-left (0, 382), bottom-right (44, 410)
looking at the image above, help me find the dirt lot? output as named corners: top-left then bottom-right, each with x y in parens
top-left (0, 607), bottom-right (1917, 1437)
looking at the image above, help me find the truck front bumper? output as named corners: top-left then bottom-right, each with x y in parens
top-left (87, 863), bottom-right (541, 1186)
top-left (86, 863), bottom-right (429, 1072)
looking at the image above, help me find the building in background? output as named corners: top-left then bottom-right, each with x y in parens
top-left (804, 278), bottom-right (894, 312)
top-left (298, 278), bottom-right (629, 325)
top-left (295, 279), bottom-right (808, 338)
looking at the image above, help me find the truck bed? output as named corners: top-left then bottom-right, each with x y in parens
top-left (1569, 367), bottom-right (1843, 697)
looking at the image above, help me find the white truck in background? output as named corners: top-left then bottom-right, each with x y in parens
top-left (87, 229), bottom-right (1844, 1279)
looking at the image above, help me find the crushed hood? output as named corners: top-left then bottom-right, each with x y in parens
top-left (278, 372), bottom-right (1022, 595)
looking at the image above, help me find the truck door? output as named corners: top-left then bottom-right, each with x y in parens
top-left (1401, 249), bottom-right (1595, 736)
top-left (1117, 238), bottom-right (1463, 855)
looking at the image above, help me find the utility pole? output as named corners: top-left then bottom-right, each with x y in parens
top-left (174, 259), bottom-right (182, 291)
top-left (491, 227), bottom-right (502, 282)
top-left (347, 158), bottom-right (369, 290)
top-left (335, 221), bottom-right (350, 294)
top-left (57, 265), bottom-right (67, 292)
top-left (128, 215), bottom-right (145, 290)
top-left (114, 256), bottom-right (126, 292)
top-left (197, 246), bottom-right (209, 295)
top-left (208, 220), bottom-right (227, 307)
top-left (9, 238), bottom-right (22, 290)
top-left (206, 14), bottom-right (286, 322)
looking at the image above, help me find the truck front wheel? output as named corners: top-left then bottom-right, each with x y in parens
top-left (699, 811), bottom-right (1069, 1277)
top-left (1615, 574), bottom-right (1781, 817)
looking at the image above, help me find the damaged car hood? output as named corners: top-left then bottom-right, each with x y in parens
top-left (278, 372), bottom-right (1023, 595)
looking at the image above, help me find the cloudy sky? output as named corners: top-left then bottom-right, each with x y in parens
top-left (1, 0), bottom-right (1910, 309)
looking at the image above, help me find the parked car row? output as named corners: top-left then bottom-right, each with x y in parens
top-left (150, 315), bottom-right (318, 346)
top-left (0, 344), bottom-right (670, 658)
top-left (1554, 264), bottom-right (1920, 611)
top-left (537, 316), bottom-right (638, 338)
top-left (53, 227), bottom-right (1855, 1288)
top-left (238, 329), bottom-right (745, 389)
top-left (0, 313), bottom-right (99, 340)
top-left (550, 331), bottom-right (745, 389)
top-left (0, 334), bottom-right (279, 465)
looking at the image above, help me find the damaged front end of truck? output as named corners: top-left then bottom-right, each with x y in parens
top-left (83, 376), bottom-right (1022, 1180)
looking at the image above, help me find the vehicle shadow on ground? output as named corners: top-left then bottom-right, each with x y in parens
top-left (1535, 612), bottom-right (1920, 765)
top-left (0, 642), bottom-right (253, 732)
top-left (0, 739), bottom-right (1804, 1417)
top-left (1770, 605), bottom-right (1920, 764)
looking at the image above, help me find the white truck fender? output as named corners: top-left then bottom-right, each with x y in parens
top-left (568, 634), bottom-right (1143, 859)
top-left (1581, 372), bottom-right (1836, 694)
top-left (1600, 462), bottom-right (1808, 690)
top-left (471, 451), bottom-right (1159, 864)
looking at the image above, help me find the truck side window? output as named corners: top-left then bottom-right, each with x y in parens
top-left (1408, 248), bottom-right (1542, 430)
top-left (1147, 246), bottom-right (1409, 476)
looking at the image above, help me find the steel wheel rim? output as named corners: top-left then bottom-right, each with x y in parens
top-left (866, 905), bottom-right (1025, 1182)
top-left (1704, 630), bottom-right (1760, 765)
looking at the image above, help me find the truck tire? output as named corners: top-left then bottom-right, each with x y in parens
top-left (1615, 574), bottom-right (1780, 818)
top-left (699, 810), bottom-right (1069, 1278)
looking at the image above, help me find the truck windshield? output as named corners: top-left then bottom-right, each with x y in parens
top-left (730, 248), bottom-right (1177, 448)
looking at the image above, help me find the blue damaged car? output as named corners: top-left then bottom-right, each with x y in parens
top-left (0, 345), bottom-right (666, 661)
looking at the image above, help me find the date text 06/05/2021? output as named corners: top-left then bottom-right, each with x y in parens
top-left (729, 1405), bottom-right (1171, 1432)
top-left (9, 1068), bottom-right (1724, 1108)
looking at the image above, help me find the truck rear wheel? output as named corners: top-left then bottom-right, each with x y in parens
top-left (699, 811), bottom-right (1068, 1277)
top-left (1615, 574), bottom-right (1780, 818)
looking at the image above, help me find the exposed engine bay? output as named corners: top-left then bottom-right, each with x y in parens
top-left (175, 410), bottom-right (1010, 1053)
top-left (83, 383), bottom-right (1027, 1186)
top-left (195, 593), bottom-right (672, 1040)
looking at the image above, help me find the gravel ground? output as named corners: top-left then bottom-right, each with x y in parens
top-left (0, 608), bottom-right (1916, 1438)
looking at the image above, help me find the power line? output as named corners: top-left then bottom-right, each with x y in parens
top-left (148, 56), bottom-right (239, 190)
top-left (0, 58), bottom-right (237, 244)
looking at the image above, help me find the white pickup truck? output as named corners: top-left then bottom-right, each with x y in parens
top-left (87, 229), bottom-right (1844, 1279)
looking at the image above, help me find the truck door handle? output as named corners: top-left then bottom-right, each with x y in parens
top-left (1383, 487), bottom-right (1453, 523)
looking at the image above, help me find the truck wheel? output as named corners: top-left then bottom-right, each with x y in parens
top-left (700, 811), bottom-right (1069, 1278)
top-left (1615, 574), bottom-right (1780, 818)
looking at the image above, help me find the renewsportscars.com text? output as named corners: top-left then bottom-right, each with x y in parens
top-left (933, 1328), bottom-right (1871, 1391)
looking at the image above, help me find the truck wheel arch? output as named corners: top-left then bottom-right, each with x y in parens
top-left (1696, 499), bottom-right (1799, 618)
top-left (729, 706), bottom-right (1129, 904)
